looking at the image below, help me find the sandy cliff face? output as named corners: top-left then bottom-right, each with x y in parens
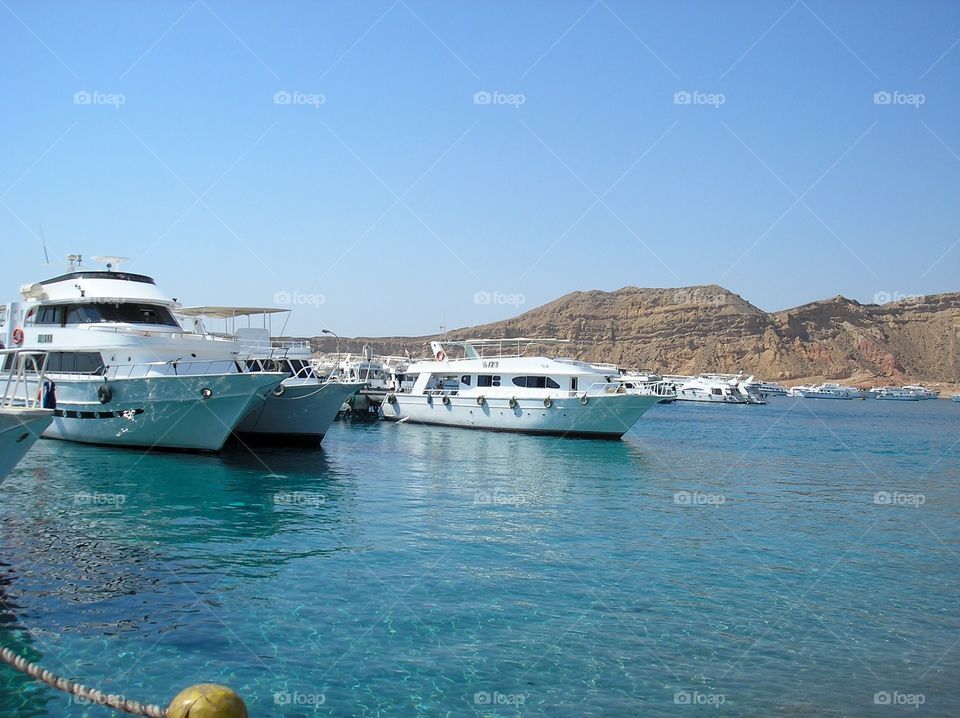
top-left (310, 286), bottom-right (960, 387)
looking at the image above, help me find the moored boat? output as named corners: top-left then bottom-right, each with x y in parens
top-left (870, 386), bottom-right (920, 401)
top-left (0, 350), bottom-right (54, 481)
top-left (3, 258), bottom-right (285, 451)
top-left (380, 338), bottom-right (664, 439)
top-left (671, 374), bottom-right (765, 404)
top-left (792, 383), bottom-right (862, 400)
top-left (179, 305), bottom-right (363, 443)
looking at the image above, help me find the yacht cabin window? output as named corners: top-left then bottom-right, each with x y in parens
top-left (511, 376), bottom-right (561, 389)
top-left (32, 302), bottom-right (179, 327)
top-left (460, 375), bottom-right (471, 386)
top-left (477, 375), bottom-right (501, 387)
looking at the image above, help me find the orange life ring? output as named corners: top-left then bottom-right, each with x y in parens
top-left (12, 327), bottom-right (24, 345)
top-left (435, 350), bottom-right (445, 361)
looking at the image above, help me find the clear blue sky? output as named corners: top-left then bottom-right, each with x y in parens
top-left (1, 1), bottom-right (958, 336)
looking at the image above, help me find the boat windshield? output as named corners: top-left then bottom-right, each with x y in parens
top-left (30, 302), bottom-right (179, 327)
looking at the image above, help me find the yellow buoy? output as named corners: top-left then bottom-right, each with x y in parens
top-left (167, 684), bottom-right (248, 718)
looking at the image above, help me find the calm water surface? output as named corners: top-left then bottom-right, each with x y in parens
top-left (0, 398), bottom-right (958, 716)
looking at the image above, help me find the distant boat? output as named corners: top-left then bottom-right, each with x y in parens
top-left (901, 385), bottom-right (939, 400)
top-left (745, 380), bottom-right (788, 397)
top-left (791, 383), bottom-right (862, 400)
top-left (618, 371), bottom-right (677, 403)
top-left (671, 374), bottom-right (764, 404)
top-left (952, 395), bottom-right (960, 403)
top-left (870, 386), bottom-right (920, 401)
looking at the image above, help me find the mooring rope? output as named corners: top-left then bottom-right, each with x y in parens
top-left (0, 645), bottom-right (166, 717)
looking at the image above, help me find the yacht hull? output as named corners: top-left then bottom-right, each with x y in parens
top-left (796, 390), bottom-right (860, 400)
top-left (381, 393), bottom-right (662, 439)
top-left (234, 380), bottom-right (363, 443)
top-left (675, 393), bottom-right (750, 404)
top-left (0, 409), bottom-right (54, 482)
top-left (27, 373), bottom-right (282, 452)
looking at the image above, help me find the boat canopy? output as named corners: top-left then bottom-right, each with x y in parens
top-left (179, 306), bottom-right (291, 319)
top-left (437, 337), bottom-right (571, 359)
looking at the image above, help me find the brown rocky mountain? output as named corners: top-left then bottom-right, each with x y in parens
top-left (308, 286), bottom-right (960, 390)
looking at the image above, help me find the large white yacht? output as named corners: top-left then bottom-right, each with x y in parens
top-left (380, 339), bottom-right (664, 439)
top-left (1, 258), bottom-right (285, 451)
top-left (179, 306), bottom-right (363, 443)
top-left (0, 350), bottom-right (54, 481)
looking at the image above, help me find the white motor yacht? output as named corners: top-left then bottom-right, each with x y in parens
top-left (179, 306), bottom-right (363, 443)
top-left (901, 385), bottom-right (939, 400)
top-left (0, 350), bottom-right (54, 481)
top-left (331, 347), bottom-right (409, 391)
top-left (952, 395), bottom-right (960, 403)
top-left (618, 371), bottom-right (677, 402)
top-left (2, 258), bottom-right (285, 451)
top-left (744, 380), bottom-right (788, 398)
top-left (671, 374), bottom-right (764, 404)
top-left (792, 383), bottom-right (863, 400)
top-left (380, 338), bottom-right (664, 439)
top-left (869, 386), bottom-right (920, 401)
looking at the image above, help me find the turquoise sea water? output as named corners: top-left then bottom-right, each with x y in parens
top-left (0, 398), bottom-right (958, 717)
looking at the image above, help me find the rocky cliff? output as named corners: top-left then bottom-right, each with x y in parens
top-left (309, 286), bottom-right (960, 388)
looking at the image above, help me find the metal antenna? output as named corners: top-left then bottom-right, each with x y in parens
top-left (39, 225), bottom-right (50, 264)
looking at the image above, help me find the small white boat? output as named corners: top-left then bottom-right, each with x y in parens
top-left (870, 386), bottom-right (920, 401)
top-left (0, 350), bottom-right (54, 482)
top-left (671, 374), bottom-right (764, 404)
top-left (380, 338), bottom-right (664, 439)
top-left (792, 383), bottom-right (862, 400)
top-left (952, 395), bottom-right (960, 403)
top-left (330, 347), bottom-right (410, 391)
top-left (901, 385), bottom-right (939, 400)
top-left (618, 371), bottom-right (677, 402)
top-left (744, 380), bottom-right (788, 397)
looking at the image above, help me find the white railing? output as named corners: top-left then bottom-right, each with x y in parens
top-left (1, 350), bottom-right (49, 409)
top-left (104, 359), bottom-right (241, 379)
